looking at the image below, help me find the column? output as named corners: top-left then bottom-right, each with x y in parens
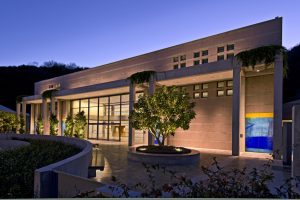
top-left (42, 98), bottom-right (48, 135)
top-left (30, 104), bottom-right (35, 134)
top-left (148, 74), bottom-right (156, 145)
top-left (128, 82), bottom-right (136, 146)
top-left (57, 100), bottom-right (62, 136)
top-left (273, 54), bottom-right (283, 159)
top-left (292, 105), bottom-right (300, 178)
top-left (50, 96), bottom-right (56, 115)
top-left (232, 65), bottom-right (241, 156)
top-left (239, 72), bottom-right (246, 153)
top-left (22, 101), bottom-right (27, 133)
top-left (16, 102), bottom-right (21, 133)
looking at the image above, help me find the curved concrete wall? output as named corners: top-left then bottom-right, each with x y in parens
top-left (0, 134), bottom-right (92, 198)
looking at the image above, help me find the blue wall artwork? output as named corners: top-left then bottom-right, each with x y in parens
top-left (245, 113), bottom-right (273, 153)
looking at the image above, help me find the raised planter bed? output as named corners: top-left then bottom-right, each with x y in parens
top-left (128, 146), bottom-right (200, 165)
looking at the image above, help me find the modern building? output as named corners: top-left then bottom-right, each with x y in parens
top-left (22, 17), bottom-right (283, 156)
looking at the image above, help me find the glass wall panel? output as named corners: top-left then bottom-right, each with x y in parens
top-left (89, 98), bottom-right (98, 107)
top-left (89, 106), bottom-right (98, 123)
top-left (72, 100), bottom-right (80, 109)
top-left (81, 99), bottom-right (89, 108)
top-left (109, 124), bottom-right (120, 141)
top-left (98, 124), bottom-right (107, 139)
top-left (88, 124), bottom-right (97, 139)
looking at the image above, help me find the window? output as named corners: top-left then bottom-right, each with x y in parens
top-left (201, 91), bottom-right (208, 98)
top-left (202, 58), bottom-right (208, 64)
top-left (173, 57), bottom-right (179, 62)
top-left (227, 53), bottom-right (234, 59)
top-left (217, 81), bottom-right (225, 88)
top-left (194, 84), bottom-right (201, 90)
top-left (202, 50), bottom-right (208, 56)
top-left (173, 64), bottom-right (179, 69)
top-left (194, 60), bottom-right (200, 65)
top-left (181, 86), bottom-right (187, 91)
top-left (217, 90), bottom-right (225, 96)
top-left (180, 63), bottom-right (186, 68)
top-left (202, 83), bottom-right (209, 89)
top-left (227, 89), bottom-right (233, 96)
top-left (217, 46), bottom-right (224, 53)
top-left (227, 44), bottom-right (234, 51)
top-left (180, 55), bottom-right (186, 61)
top-left (194, 92), bottom-right (200, 99)
top-left (227, 80), bottom-right (233, 87)
top-left (217, 55), bottom-right (224, 61)
top-left (194, 52), bottom-right (200, 58)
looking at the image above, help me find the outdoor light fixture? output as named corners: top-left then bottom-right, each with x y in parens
top-left (139, 147), bottom-right (147, 151)
top-left (175, 147), bottom-right (182, 152)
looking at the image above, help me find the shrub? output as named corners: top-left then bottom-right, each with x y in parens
top-left (64, 114), bottom-right (74, 137)
top-left (35, 115), bottom-right (43, 135)
top-left (18, 115), bottom-right (26, 134)
top-left (0, 111), bottom-right (17, 133)
top-left (0, 139), bottom-right (81, 198)
top-left (49, 113), bottom-right (58, 135)
top-left (73, 111), bottom-right (87, 138)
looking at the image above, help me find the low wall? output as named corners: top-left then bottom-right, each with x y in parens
top-left (0, 134), bottom-right (93, 198)
top-left (56, 170), bottom-right (103, 198)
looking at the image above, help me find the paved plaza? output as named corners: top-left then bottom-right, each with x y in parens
top-left (90, 141), bottom-right (291, 190)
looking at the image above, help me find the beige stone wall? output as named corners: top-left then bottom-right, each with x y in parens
top-left (245, 74), bottom-right (274, 114)
top-left (34, 18), bottom-right (282, 95)
top-left (168, 80), bottom-right (233, 150)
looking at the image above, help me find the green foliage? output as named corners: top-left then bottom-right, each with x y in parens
top-left (128, 70), bottom-right (156, 84)
top-left (129, 86), bottom-right (196, 146)
top-left (0, 111), bottom-right (17, 132)
top-left (15, 95), bottom-right (26, 103)
top-left (49, 113), bottom-right (59, 136)
top-left (41, 89), bottom-right (58, 99)
top-left (18, 115), bottom-right (26, 134)
top-left (35, 115), bottom-right (43, 135)
top-left (64, 114), bottom-right (74, 137)
top-left (0, 139), bottom-right (81, 198)
top-left (235, 45), bottom-right (288, 77)
top-left (73, 111), bottom-right (87, 138)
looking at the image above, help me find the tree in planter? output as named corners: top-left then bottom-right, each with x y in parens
top-left (0, 111), bottom-right (17, 133)
top-left (35, 115), bottom-right (43, 135)
top-left (73, 111), bottom-right (87, 138)
top-left (18, 115), bottom-right (26, 134)
top-left (129, 86), bottom-right (196, 146)
top-left (64, 114), bottom-right (74, 137)
top-left (49, 113), bottom-right (59, 135)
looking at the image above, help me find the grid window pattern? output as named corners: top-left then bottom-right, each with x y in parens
top-left (217, 55), bottom-right (224, 61)
top-left (227, 53), bottom-right (234, 59)
top-left (194, 60), bottom-right (200, 65)
top-left (202, 58), bottom-right (208, 64)
top-left (173, 64), bottom-right (179, 69)
top-left (194, 52), bottom-right (200, 58)
top-left (173, 57), bottom-right (179, 62)
top-left (180, 63), bottom-right (186, 68)
top-left (217, 90), bottom-right (225, 96)
top-left (180, 55), bottom-right (186, 61)
top-left (202, 50), bottom-right (208, 56)
top-left (227, 44), bottom-right (235, 51)
top-left (217, 46), bottom-right (224, 53)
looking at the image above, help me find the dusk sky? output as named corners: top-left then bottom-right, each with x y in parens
top-left (0, 0), bottom-right (299, 67)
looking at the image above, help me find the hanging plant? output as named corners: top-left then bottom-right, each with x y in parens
top-left (128, 71), bottom-right (156, 84)
top-left (235, 45), bottom-right (288, 77)
top-left (42, 89), bottom-right (58, 99)
top-left (16, 95), bottom-right (27, 103)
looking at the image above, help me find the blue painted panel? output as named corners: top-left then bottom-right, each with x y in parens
top-left (245, 117), bottom-right (273, 153)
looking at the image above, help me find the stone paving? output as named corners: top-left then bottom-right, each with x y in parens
top-left (90, 141), bottom-right (291, 190)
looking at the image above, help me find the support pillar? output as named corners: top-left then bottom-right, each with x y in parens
top-left (42, 98), bottom-right (49, 135)
top-left (239, 71), bottom-right (246, 153)
top-left (16, 102), bottom-right (21, 133)
top-left (273, 54), bottom-right (283, 159)
top-left (232, 65), bottom-right (241, 156)
top-left (22, 101), bottom-right (27, 133)
top-left (50, 96), bottom-right (56, 115)
top-left (128, 82), bottom-right (136, 146)
top-left (57, 100), bottom-right (62, 136)
top-left (30, 104), bottom-right (35, 134)
top-left (148, 74), bottom-right (156, 145)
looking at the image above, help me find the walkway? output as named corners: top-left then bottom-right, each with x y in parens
top-left (90, 141), bottom-right (291, 189)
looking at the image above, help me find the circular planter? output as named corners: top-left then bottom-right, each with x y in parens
top-left (128, 147), bottom-right (200, 165)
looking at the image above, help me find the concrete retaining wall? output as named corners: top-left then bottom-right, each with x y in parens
top-left (0, 134), bottom-right (93, 198)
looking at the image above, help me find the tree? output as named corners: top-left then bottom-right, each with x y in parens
top-left (73, 111), bottom-right (87, 138)
top-left (49, 113), bottom-right (59, 136)
top-left (129, 86), bottom-right (196, 146)
top-left (18, 115), bottom-right (26, 134)
top-left (0, 111), bottom-right (17, 132)
top-left (35, 115), bottom-right (43, 135)
top-left (64, 114), bottom-right (74, 137)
